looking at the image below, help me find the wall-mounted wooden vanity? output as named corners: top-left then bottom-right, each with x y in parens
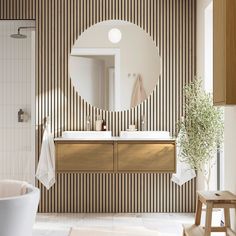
top-left (55, 139), bottom-right (176, 173)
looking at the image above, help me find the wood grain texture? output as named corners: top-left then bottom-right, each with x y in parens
top-left (213, 0), bottom-right (236, 105)
top-left (117, 142), bottom-right (175, 172)
top-left (1, 0), bottom-right (197, 212)
top-left (195, 195), bottom-right (202, 226)
top-left (0, 0), bottom-right (35, 19)
top-left (197, 191), bottom-right (236, 204)
top-left (205, 202), bottom-right (213, 236)
top-left (35, 0), bottom-right (196, 213)
top-left (225, 0), bottom-right (236, 104)
top-left (37, 172), bottom-right (196, 213)
top-left (56, 140), bottom-right (175, 173)
top-left (194, 191), bottom-right (236, 235)
top-left (57, 142), bottom-right (114, 172)
top-left (213, 0), bottom-right (226, 105)
top-left (35, 0), bottom-right (196, 138)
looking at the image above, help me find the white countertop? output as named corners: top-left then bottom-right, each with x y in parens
top-left (54, 137), bottom-right (175, 141)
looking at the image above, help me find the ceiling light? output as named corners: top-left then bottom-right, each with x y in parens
top-left (108, 28), bottom-right (122, 44)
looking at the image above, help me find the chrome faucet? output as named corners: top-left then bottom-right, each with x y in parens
top-left (141, 114), bottom-right (146, 131)
top-left (86, 115), bottom-right (91, 131)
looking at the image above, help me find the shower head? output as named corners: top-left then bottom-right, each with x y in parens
top-left (10, 26), bottom-right (35, 39)
top-left (10, 33), bottom-right (27, 39)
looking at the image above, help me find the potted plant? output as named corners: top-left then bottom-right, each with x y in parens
top-left (177, 79), bottom-right (224, 190)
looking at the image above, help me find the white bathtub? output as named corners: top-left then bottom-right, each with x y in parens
top-left (0, 180), bottom-right (40, 236)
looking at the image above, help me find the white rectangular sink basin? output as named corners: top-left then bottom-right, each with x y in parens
top-left (62, 131), bottom-right (112, 139)
top-left (120, 131), bottom-right (171, 139)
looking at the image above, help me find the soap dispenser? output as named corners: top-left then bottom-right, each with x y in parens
top-left (95, 115), bottom-right (103, 131)
top-left (18, 109), bottom-right (24, 122)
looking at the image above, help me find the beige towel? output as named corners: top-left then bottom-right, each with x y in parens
top-left (131, 75), bottom-right (147, 108)
top-left (0, 180), bottom-right (28, 198)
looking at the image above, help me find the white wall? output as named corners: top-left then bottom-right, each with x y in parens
top-left (197, 0), bottom-right (217, 191)
top-left (197, 0), bottom-right (213, 93)
top-left (91, 55), bottom-right (114, 110)
top-left (0, 21), bottom-right (35, 184)
top-left (224, 107), bottom-right (236, 229)
top-left (70, 56), bottom-right (105, 109)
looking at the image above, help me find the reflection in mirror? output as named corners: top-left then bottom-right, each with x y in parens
top-left (69, 20), bottom-right (161, 111)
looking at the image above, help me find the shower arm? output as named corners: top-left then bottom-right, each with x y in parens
top-left (17, 26), bottom-right (35, 34)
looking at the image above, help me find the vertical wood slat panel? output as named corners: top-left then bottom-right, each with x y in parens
top-left (0, 0), bottom-right (35, 19)
top-left (37, 0), bottom-right (196, 213)
top-left (2, 0), bottom-right (196, 213)
top-left (37, 172), bottom-right (196, 213)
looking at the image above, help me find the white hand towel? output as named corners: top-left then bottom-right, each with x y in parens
top-left (171, 127), bottom-right (196, 186)
top-left (36, 118), bottom-right (55, 190)
top-left (171, 160), bottom-right (196, 186)
top-left (131, 74), bottom-right (147, 107)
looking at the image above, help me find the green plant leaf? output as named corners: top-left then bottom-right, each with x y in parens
top-left (177, 78), bottom-right (224, 172)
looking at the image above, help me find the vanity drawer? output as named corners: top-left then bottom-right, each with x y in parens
top-left (56, 142), bottom-right (114, 172)
top-left (117, 142), bottom-right (176, 172)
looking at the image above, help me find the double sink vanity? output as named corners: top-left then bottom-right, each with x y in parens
top-left (55, 131), bottom-right (176, 173)
top-left (57, 19), bottom-right (177, 174)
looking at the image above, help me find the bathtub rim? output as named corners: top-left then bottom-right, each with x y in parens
top-left (0, 185), bottom-right (40, 201)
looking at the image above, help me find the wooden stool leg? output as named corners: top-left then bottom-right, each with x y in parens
top-left (205, 202), bottom-right (213, 236)
top-left (195, 195), bottom-right (202, 226)
top-left (224, 207), bottom-right (231, 234)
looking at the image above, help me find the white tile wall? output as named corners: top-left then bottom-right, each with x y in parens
top-left (0, 20), bottom-right (35, 184)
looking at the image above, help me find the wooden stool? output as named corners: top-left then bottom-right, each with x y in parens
top-left (183, 191), bottom-right (236, 236)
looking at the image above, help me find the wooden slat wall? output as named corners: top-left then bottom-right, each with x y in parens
top-left (0, 0), bottom-right (35, 19)
top-left (36, 0), bottom-right (196, 213)
top-left (1, 0), bottom-right (197, 212)
top-left (40, 173), bottom-right (196, 213)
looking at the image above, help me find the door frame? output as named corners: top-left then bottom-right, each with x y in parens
top-left (71, 47), bottom-right (121, 110)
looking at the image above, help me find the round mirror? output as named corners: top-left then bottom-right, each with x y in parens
top-left (69, 20), bottom-right (161, 111)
